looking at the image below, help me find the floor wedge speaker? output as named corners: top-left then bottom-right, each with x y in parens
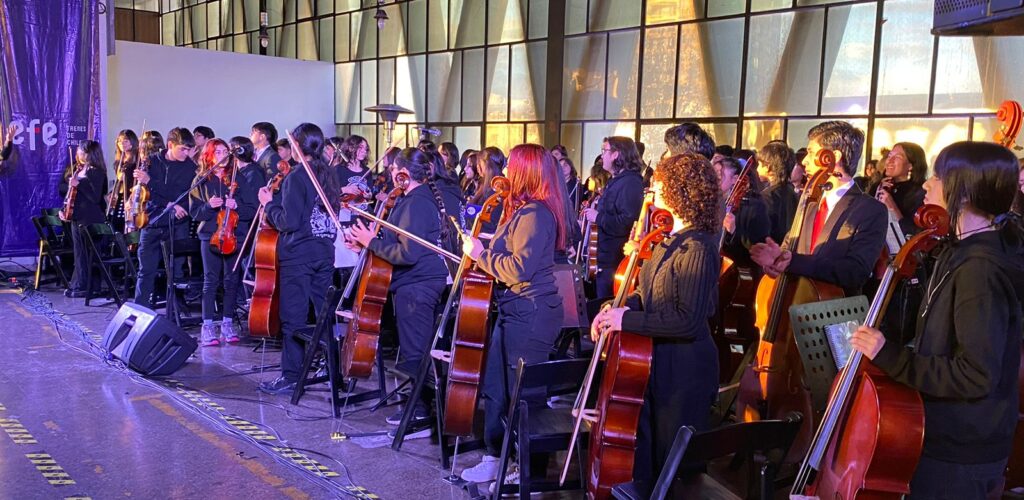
top-left (103, 303), bottom-right (196, 376)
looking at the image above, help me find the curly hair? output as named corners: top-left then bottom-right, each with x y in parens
top-left (654, 153), bottom-right (721, 233)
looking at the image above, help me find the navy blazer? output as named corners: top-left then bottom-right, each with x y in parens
top-left (787, 184), bottom-right (887, 295)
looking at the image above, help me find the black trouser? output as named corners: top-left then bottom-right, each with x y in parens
top-left (393, 279), bottom-right (446, 411)
top-left (908, 455), bottom-right (1007, 499)
top-left (278, 258), bottom-right (333, 382)
top-left (483, 293), bottom-right (563, 456)
top-left (69, 223), bottom-right (90, 291)
top-left (633, 336), bottom-right (719, 486)
top-left (133, 221), bottom-right (189, 308)
top-left (199, 239), bottom-right (242, 322)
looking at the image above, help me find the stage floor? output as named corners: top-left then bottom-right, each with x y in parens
top-left (0, 280), bottom-right (501, 500)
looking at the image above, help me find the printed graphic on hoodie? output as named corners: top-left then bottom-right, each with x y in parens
top-left (310, 204), bottom-right (337, 239)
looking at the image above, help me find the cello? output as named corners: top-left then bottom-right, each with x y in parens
top-left (736, 149), bottom-right (844, 459)
top-left (611, 191), bottom-right (654, 296)
top-left (578, 192), bottom-right (602, 282)
top-left (791, 205), bottom-right (947, 499)
top-left (338, 173), bottom-right (410, 379)
top-left (441, 175), bottom-right (510, 436)
top-left (560, 209), bottom-right (674, 499)
top-left (247, 161), bottom-right (292, 338)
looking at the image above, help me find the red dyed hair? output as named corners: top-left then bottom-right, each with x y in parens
top-left (501, 144), bottom-right (568, 251)
top-left (199, 138), bottom-right (232, 177)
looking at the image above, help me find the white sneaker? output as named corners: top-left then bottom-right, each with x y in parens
top-left (489, 462), bottom-right (520, 497)
top-left (460, 455), bottom-right (500, 483)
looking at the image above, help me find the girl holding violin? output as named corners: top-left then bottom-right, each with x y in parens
top-left (345, 147), bottom-right (452, 427)
top-left (108, 129), bottom-right (139, 232)
top-left (334, 135), bottom-right (373, 282)
top-left (590, 152), bottom-right (722, 487)
top-left (458, 144), bottom-right (568, 484)
top-left (256, 123), bottom-right (340, 395)
top-left (715, 155), bottom-right (769, 263)
top-left (64, 140), bottom-right (109, 298)
top-left (189, 139), bottom-right (261, 346)
top-left (851, 141), bottom-right (1024, 499)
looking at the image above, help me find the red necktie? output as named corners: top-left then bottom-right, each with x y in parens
top-left (811, 198), bottom-right (828, 251)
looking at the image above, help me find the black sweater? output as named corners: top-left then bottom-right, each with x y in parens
top-left (188, 168), bottom-right (261, 241)
top-left (596, 169), bottom-right (645, 267)
top-left (870, 179), bottom-right (926, 237)
top-left (367, 184), bottom-right (450, 290)
top-left (873, 230), bottom-right (1024, 464)
top-left (764, 182), bottom-right (798, 244)
top-left (476, 201), bottom-right (559, 304)
top-left (144, 153), bottom-right (198, 227)
top-left (622, 229), bottom-right (720, 339)
top-left (69, 165), bottom-right (108, 225)
top-left (264, 166), bottom-right (336, 266)
top-left (722, 195), bottom-right (770, 264)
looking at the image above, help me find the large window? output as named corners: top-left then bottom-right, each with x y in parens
top-left (159, 0), bottom-right (1022, 173)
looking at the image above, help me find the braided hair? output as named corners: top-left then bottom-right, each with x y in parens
top-left (395, 148), bottom-right (455, 247)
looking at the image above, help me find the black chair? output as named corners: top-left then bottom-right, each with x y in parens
top-left (114, 230), bottom-right (141, 295)
top-left (491, 358), bottom-right (591, 499)
top-left (160, 237), bottom-right (203, 327)
top-left (291, 286), bottom-right (347, 418)
top-left (31, 214), bottom-right (74, 289)
top-left (81, 223), bottom-right (138, 307)
top-left (611, 412), bottom-right (804, 500)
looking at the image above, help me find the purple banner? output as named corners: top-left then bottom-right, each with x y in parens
top-left (0, 0), bottom-right (101, 256)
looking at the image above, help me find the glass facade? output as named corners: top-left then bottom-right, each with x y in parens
top-left (154, 0), bottom-right (1022, 173)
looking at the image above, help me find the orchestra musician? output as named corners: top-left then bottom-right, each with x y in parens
top-left (715, 156), bottom-right (770, 264)
top-left (757, 140), bottom-right (799, 245)
top-left (132, 127), bottom-right (198, 309)
top-left (590, 152), bottom-right (722, 487)
top-left (458, 144), bottom-right (568, 485)
top-left (107, 129), bottom-right (139, 233)
top-left (851, 141), bottom-right (1024, 499)
top-left (344, 148), bottom-right (453, 431)
top-left (64, 140), bottom-right (109, 298)
top-left (275, 138), bottom-right (298, 169)
top-left (251, 122), bottom-right (281, 178)
top-left (582, 136), bottom-right (646, 299)
top-left (191, 126), bottom-right (214, 163)
top-left (189, 138), bottom-right (260, 346)
top-left (256, 123), bottom-right (340, 395)
top-left (750, 121), bottom-right (887, 296)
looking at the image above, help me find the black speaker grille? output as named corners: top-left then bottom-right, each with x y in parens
top-left (935, 0), bottom-right (987, 14)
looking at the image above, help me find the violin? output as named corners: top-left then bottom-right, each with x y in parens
top-left (791, 205), bottom-right (948, 499)
top-left (210, 159), bottom-right (240, 255)
top-left (60, 162), bottom-right (83, 222)
top-left (442, 175), bottom-right (511, 437)
top-left (247, 161), bottom-right (292, 338)
top-left (579, 192), bottom-right (602, 282)
top-left (736, 149), bottom-right (845, 461)
top-left (561, 209), bottom-right (674, 498)
top-left (339, 173), bottom-right (410, 379)
top-left (126, 155), bottom-right (151, 231)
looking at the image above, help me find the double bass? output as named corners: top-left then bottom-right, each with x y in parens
top-left (736, 149), bottom-right (844, 459)
top-left (338, 173), bottom-right (409, 379)
top-left (791, 205), bottom-right (947, 498)
top-left (247, 161), bottom-right (292, 338)
top-left (442, 175), bottom-right (510, 436)
top-left (561, 209), bottom-right (674, 499)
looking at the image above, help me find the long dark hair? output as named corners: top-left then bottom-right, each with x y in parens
top-left (77, 140), bottom-right (109, 197)
top-left (471, 147), bottom-right (506, 205)
top-left (114, 129), bottom-right (139, 166)
top-left (439, 142), bottom-right (459, 173)
top-left (395, 147), bottom-right (454, 244)
top-left (292, 123), bottom-right (340, 212)
top-left (603, 136), bottom-right (643, 174)
top-left (893, 141), bottom-right (928, 184)
top-left (229, 136), bottom-right (255, 164)
top-left (139, 130), bottom-right (164, 162)
top-left (934, 141), bottom-right (1019, 239)
top-left (341, 134), bottom-right (368, 169)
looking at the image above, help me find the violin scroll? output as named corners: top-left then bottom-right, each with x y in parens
top-left (994, 100), bottom-right (1023, 150)
top-left (490, 175), bottom-right (511, 198)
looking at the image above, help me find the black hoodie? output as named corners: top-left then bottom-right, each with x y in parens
top-left (873, 229), bottom-right (1024, 464)
top-left (367, 183), bottom-right (450, 290)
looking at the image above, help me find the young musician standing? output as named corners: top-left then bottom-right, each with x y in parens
top-left (133, 127), bottom-right (198, 309)
top-left (275, 138), bottom-right (297, 168)
top-left (459, 144), bottom-right (568, 484)
top-left (251, 122), bottom-right (281, 178)
top-left (189, 139), bottom-right (260, 346)
top-left (583, 136), bottom-right (645, 299)
top-left (750, 121), bottom-right (887, 296)
top-left (65, 140), bottom-right (109, 298)
top-left (591, 152), bottom-right (722, 487)
top-left (191, 126), bottom-right (214, 163)
top-left (257, 123), bottom-right (339, 395)
top-left (108, 129), bottom-right (140, 232)
top-left (871, 142), bottom-right (928, 236)
top-left (715, 156), bottom-right (770, 263)
top-left (757, 140), bottom-right (799, 245)
top-left (852, 141), bottom-right (1024, 499)
top-left (334, 135), bottom-right (372, 284)
top-left (345, 148), bottom-right (451, 427)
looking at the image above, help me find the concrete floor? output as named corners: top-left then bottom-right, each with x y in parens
top-left (0, 273), bottom-right (535, 500)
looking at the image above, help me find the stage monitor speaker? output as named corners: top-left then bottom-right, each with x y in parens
top-left (933, 0), bottom-right (1024, 36)
top-left (103, 303), bottom-right (197, 377)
